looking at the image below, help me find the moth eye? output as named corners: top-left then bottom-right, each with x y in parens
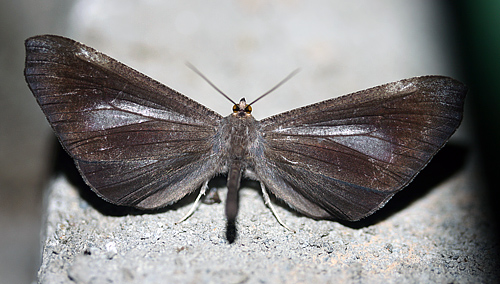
top-left (245, 105), bottom-right (252, 114)
top-left (232, 104), bottom-right (238, 113)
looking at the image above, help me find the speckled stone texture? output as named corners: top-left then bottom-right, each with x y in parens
top-left (39, 159), bottom-right (497, 283)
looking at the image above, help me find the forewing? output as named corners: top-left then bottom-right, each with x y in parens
top-left (24, 35), bottom-right (223, 209)
top-left (257, 76), bottom-right (467, 221)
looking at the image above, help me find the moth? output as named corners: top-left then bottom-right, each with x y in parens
top-left (25, 35), bottom-right (467, 239)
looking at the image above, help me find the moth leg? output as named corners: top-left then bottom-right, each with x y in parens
top-left (202, 187), bottom-right (221, 204)
top-left (260, 182), bottom-right (295, 232)
top-left (175, 180), bottom-right (209, 224)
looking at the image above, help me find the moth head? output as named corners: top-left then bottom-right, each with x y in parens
top-left (233, 98), bottom-right (252, 117)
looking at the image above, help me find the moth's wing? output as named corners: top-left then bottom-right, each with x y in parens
top-left (25, 35), bottom-right (224, 209)
top-left (256, 76), bottom-right (467, 221)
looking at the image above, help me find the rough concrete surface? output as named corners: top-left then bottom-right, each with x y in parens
top-left (38, 160), bottom-right (497, 283)
top-left (28, 1), bottom-right (499, 283)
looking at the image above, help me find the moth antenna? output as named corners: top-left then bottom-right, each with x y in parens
top-left (185, 62), bottom-right (237, 105)
top-left (248, 68), bottom-right (301, 106)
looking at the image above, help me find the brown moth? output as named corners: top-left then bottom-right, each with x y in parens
top-left (24, 35), bottom-right (467, 242)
